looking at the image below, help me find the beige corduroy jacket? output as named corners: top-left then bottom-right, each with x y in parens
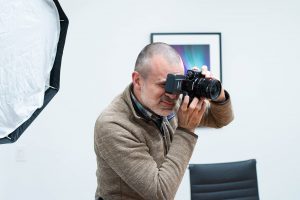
top-left (94, 84), bottom-right (234, 200)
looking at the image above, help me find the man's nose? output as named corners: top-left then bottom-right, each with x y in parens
top-left (165, 92), bottom-right (178, 99)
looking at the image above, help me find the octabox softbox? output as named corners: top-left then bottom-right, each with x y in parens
top-left (0, 0), bottom-right (69, 144)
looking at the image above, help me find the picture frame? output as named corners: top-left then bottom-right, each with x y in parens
top-left (151, 33), bottom-right (222, 82)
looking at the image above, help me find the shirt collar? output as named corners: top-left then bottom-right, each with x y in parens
top-left (130, 89), bottom-right (176, 122)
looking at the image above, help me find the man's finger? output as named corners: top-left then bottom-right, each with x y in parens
top-left (188, 97), bottom-right (199, 111)
top-left (195, 99), bottom-right (204, 111)
top-left (180, 95), bottom-right (189, 111)
top-left (201, 65), bottom-right (208, 73)
top-left (204, 71), bottom-right (211, 78)
top-left (198, 100), bottom-right (207, 114)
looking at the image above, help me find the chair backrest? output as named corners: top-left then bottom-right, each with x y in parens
top-left (189, 159), bottom-right (259, 200)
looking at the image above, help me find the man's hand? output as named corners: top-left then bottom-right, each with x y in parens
top-left (177, 95), bottom-right (206, 133)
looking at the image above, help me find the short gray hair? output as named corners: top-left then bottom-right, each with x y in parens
top-left (134, 42), bottom-right (182, 78)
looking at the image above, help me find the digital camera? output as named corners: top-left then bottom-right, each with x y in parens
top-left (165, 69), bottom-right (221, 101)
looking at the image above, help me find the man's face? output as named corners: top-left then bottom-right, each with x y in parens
top-left (134, 55), bottom-right (184, 116)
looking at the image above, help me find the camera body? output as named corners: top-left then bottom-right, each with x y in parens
top-left (165, 69), bottom-right (222, 101)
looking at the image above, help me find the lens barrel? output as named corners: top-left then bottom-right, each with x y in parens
top-left (194, 78), bottom-right (221, 100)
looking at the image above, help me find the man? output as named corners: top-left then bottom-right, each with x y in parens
top-left (94, 42), bottom-right (234, 200)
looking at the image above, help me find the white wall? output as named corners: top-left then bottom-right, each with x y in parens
top-left (1, 0), bottom-right (300, 199)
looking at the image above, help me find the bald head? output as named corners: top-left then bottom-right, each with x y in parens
top-left (134, 42), bottom-right (182, 79)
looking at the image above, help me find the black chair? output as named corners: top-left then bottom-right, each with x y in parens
top-left (189, 159), bottom-right (259, 200)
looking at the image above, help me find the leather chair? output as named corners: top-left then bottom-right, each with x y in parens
top-left (189, 159), bottom-right (259, 200)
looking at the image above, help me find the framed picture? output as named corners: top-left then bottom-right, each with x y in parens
top-left (151, 33), bottom-right (222, 82)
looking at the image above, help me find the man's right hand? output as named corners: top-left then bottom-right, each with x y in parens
top-left (177, 95), bottom-right (206, 133)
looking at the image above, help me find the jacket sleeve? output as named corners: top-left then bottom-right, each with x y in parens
top-left (94, 120), bottom-right (197, 200)
top-left (199, 90), bottom-right (234, 128)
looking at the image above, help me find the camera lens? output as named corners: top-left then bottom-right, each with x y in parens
top-left (208, 79), bottom-right (221, 100)
top-left (194, 78), bottom-right (221, 100)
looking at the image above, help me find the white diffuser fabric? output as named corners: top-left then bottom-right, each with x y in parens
top-left (0, 0), bottom-right (60, 138)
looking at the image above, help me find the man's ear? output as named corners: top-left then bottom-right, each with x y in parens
top-left (132, 71), bottom-right (142, 90)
